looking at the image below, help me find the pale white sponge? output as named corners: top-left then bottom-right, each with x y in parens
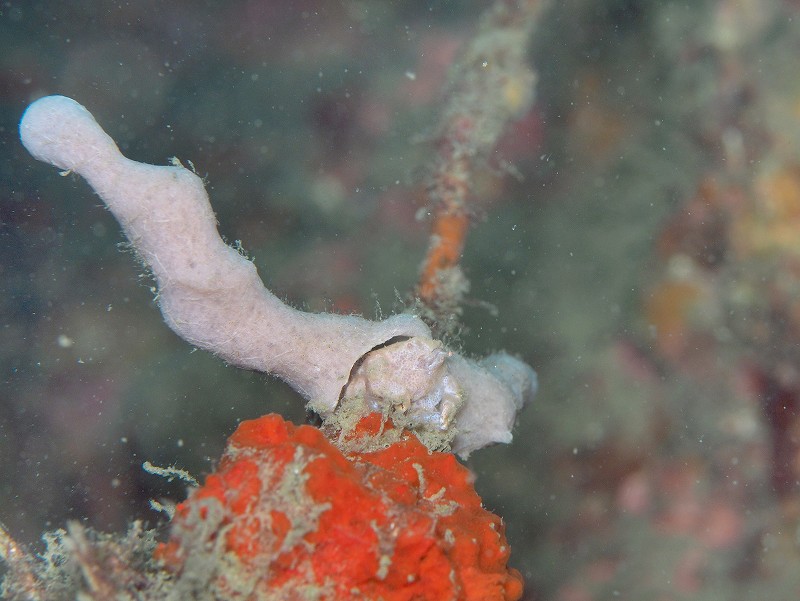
top-left (20, 95), bottom-right (535, 456)
top-left (19, 95), bottom-right (429, 413)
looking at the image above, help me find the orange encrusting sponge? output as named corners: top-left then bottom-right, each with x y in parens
top-left (157, 414), bottom-right (523, 601)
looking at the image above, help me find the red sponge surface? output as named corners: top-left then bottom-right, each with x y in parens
top-left (157, 414), bottom-right (523, 601)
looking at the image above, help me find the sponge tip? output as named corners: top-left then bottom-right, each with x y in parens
top-left (20, 95), bottom-right (117, 172)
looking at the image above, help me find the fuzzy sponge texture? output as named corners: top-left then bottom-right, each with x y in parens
top-left (19, 95), bottom-right (535, 456)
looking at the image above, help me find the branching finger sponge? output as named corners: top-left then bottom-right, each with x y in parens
top-left (19, 95), bottom-right (430, 414)
top-left (19, 95), bottom-right (536, 456)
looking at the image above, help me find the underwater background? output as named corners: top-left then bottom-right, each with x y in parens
top-left (4, 0), bottom-right (800, 598)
